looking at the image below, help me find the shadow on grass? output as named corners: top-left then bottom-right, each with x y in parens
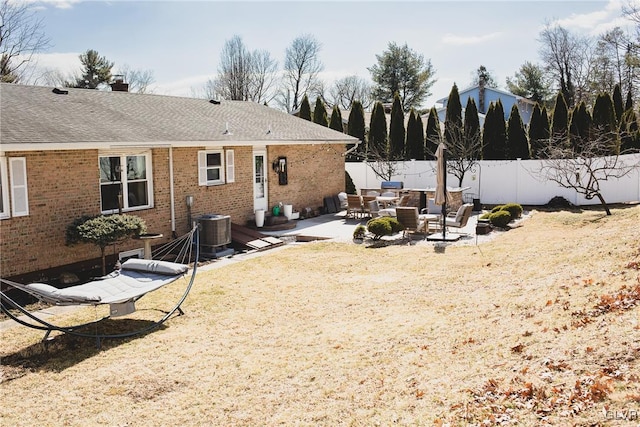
top-left (1, 315), bottom-right (170, 378)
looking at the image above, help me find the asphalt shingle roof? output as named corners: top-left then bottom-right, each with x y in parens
top-left (0, 84), bottom-right (358, 147)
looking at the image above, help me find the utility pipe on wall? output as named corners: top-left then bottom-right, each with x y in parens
top-left (169, 146), bottom-right (176, 238)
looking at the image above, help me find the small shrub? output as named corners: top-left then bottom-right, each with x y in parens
top-left (500, 203), bottom-right (523, 219)
top-left (488, 210), bottom-right (512, 228)
top-left (366, 217), bottom-right (403, 240)
top-left (353, 224), bottom-right (366, 239)
top-left (490, 205), bottom-right (504, 213)
top-left (480, 212), bottom-right (491, 220)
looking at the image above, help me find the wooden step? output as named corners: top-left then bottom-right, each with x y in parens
top-left (231, 223), bottom-right (284, 251)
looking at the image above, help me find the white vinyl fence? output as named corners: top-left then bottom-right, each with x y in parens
top-left (345, 154), bottom-right (640, 206)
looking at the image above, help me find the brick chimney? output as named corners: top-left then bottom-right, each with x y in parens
top-left (110, 75), bottom-right (129, 92)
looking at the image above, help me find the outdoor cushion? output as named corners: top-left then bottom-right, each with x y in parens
top-left (121, 258), bottom-right (188, 276)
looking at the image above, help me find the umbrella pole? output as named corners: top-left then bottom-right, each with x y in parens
top-left (442, 147), bottom-right (447, 240)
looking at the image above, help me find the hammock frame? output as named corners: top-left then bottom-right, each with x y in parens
top-left (1, 226), bottom-right (200, 348)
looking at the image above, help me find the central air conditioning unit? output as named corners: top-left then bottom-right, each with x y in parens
top-left (196, 214), bottom-right (232, 257)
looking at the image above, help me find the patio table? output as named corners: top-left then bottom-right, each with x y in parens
top-left (376, 195), bottom-right (400, 208)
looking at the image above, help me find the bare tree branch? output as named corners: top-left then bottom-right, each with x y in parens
top-left (533, 129), bottom-right (640, 215)
top-left (280, 34), bottom-right (323, 112)
top-left (0, 0), bottom-right (50, 83)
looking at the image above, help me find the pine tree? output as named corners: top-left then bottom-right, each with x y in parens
top-left (569, 102), bottom-right (592, 154)
top-left (424, 107), bottom-right (441, 160)
top-left (313, 97), bottom-right (328, 126)
top-left (551, 91), bottom-right (569, 149)
top-left (405, 109), bottom-right (425, 160)
top-left (389, 92), bottom-right (405, 159)
top-left (69, 49), bottom-right (113, 89)
top-left (592, 92), bottom-right (619, 155)
top-left (529, 104), bottom-right (550, 159)
top-left (368, 101), bottom-right (388, 159)
top-left (612, 83), bottom-right (623, 124)
top-left (299, 95), bottom-right (312, 121)
top-left (464, 97), bottom-right (481, 159)
top-left (329, 105), bottom-right (343, 132)
top-left (482, 101), bottom-right (507, 160)
top-left (444, 84), bottom-right (463, 153)
top-left (507, 104), bottom-right (530, 159)
top-left (347, 101), bottom-right (366, 162)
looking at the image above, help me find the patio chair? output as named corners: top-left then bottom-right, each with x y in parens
top-left (361, 195), bottom-right (377, 210)
top-left (366, 199), bottom-right (381, 218)
top-left (346, 194), bottom-right (365, 219)
top-left (395, 206), bottom-right (429, 239)
top-left (444, 203), bottom-right (474, 232)
top-left (423, 198), bottom-right (442, 215)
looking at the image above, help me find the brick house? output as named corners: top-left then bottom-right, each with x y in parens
top-left (0, 83), bottom-right (358, 278)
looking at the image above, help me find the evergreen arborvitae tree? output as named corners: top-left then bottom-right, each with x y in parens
top-left (529, 104), bottom-right (550, 159)
top-left (625, 89), bottom-right (634, 112)
top-left (507, 104), bottom-right (529, 159)
top-left (569, 102), bottom-right (592, 154)
top-left (464, 97), bottom-right (481, 159)
top-left (424, 107), bottom-right (441, 160)
top-left (368, 101), bottom-right (388, 159)
top-left (592, 92), bottom-right (619, 155)
top-left (329, 105), bottom-right (343, 132)
top-left (313, 97), bottom-right (328, 126)
top-left (444, 84), bottom-right (463, 153)
top-left (389, 92), bottom-right (405, 159)
top-left (405, 109), bottom-right (425, 160)
top-left (299, 95), bottom-right (312, 121)
top-left (612, 83), bottom-right (624, 124)
top-left (551, 91), bottom-right (570, 148)
top-left (620, 108), bottom-right (640, 153)
top-left (347, 101), bottom-right (366, 161)
top-left (482, 101), bottom-right (507, 160)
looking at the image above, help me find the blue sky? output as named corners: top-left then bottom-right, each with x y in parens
top-left (26, 0), bottom-right (634, 108)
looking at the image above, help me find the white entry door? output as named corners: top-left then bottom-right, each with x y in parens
top-left (253, 149), bottom-right (268, 212)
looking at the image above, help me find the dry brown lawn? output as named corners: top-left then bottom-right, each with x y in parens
top-left (1, 206), bottom-right (639, 426)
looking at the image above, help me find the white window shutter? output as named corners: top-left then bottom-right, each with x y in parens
top-left (226, 150), bottom-right (235, 183)
top-left (9, 157), bottom-right (29, 217)
top-left (198, 151), bottom-right (208, 186)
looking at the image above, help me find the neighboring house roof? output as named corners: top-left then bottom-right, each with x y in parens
top-left (0, 84), bottom-right (358, 151)
top-left (435, 84), bottom-right (536, 106)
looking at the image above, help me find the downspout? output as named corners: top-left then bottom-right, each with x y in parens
top-left (169, 146), bottom-right (177, 238)
top-left (344, 139), bottom-right (362, 156)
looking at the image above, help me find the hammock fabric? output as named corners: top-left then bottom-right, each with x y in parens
top-left (1, 226), bottom-right (199, 346)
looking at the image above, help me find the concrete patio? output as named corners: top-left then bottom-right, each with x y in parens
top-left (259, 208), bottom-right (486, 245)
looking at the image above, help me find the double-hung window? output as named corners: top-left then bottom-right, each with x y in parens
top-left (199, 149), bottom-right (234, 185)
top-left (99, 152), bottom-right (152, 213)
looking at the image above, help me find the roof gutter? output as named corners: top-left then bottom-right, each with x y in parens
top-left (343, 139), bottom-right (363, 156)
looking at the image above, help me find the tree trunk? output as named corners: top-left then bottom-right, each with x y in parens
top-left (595, 193), bottom-right (611, 215)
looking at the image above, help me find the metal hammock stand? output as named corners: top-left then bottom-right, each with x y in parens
top-left (1, 226), bottom-right (200, 348)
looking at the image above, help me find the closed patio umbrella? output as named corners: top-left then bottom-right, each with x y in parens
top-left (429, 142), bottom-right (459, 242)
